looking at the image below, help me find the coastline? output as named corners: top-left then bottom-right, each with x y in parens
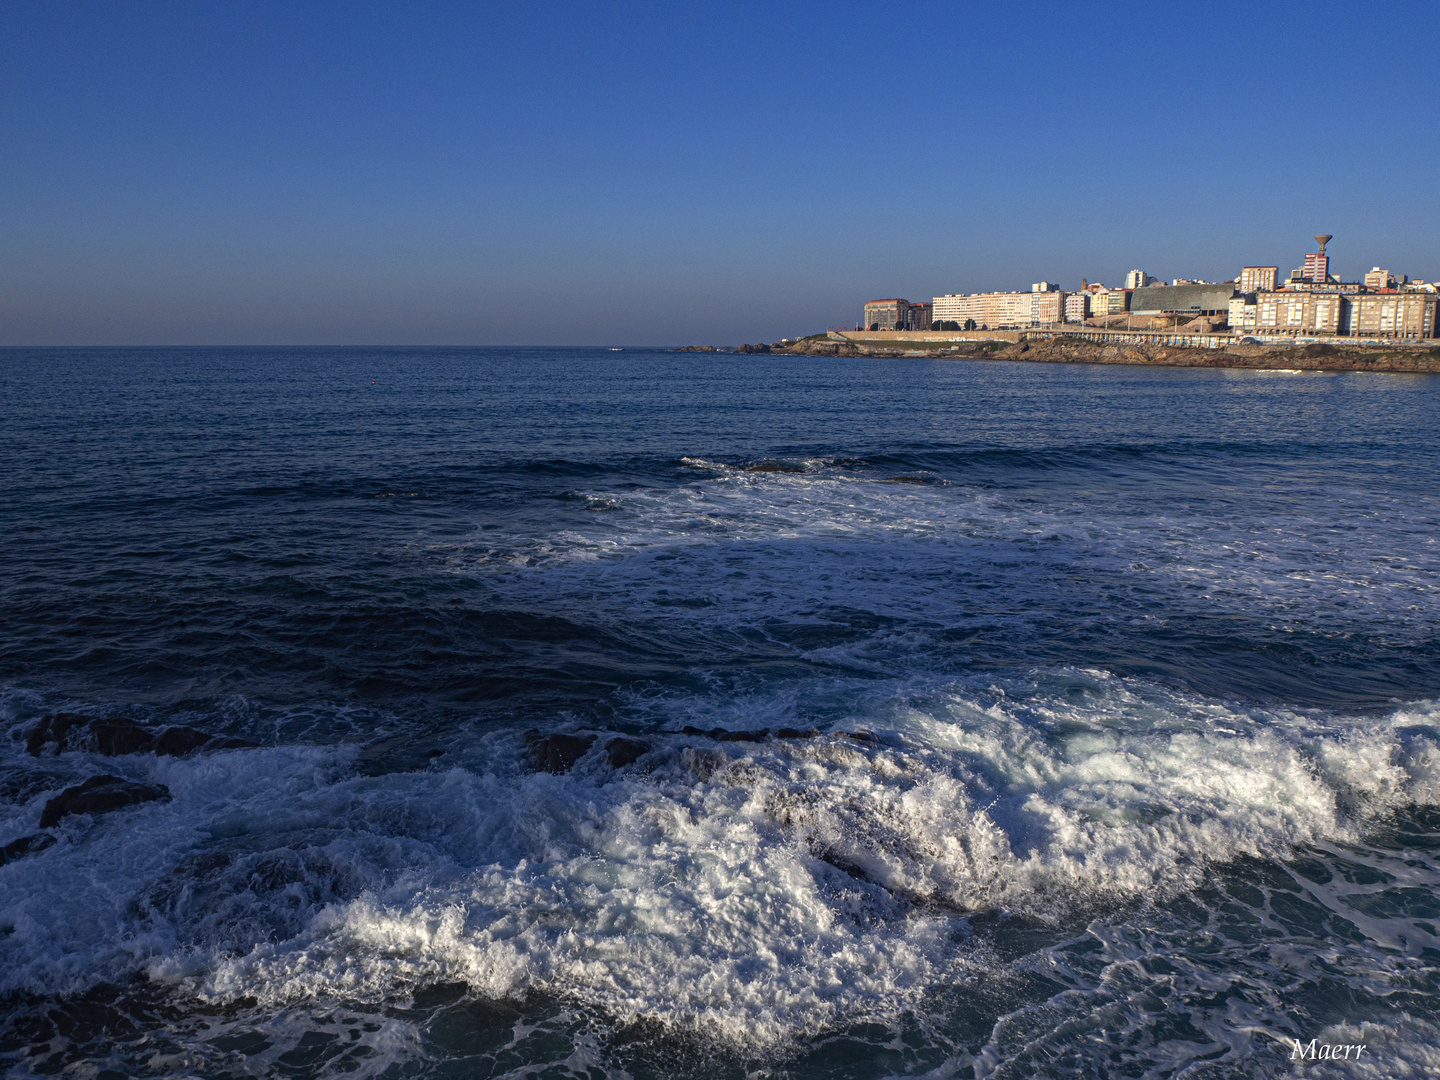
top-left (704, 334), bottom-right (1440, 373)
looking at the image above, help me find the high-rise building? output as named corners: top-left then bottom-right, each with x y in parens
top-left (1124, 269), bottom-right (1154, 290)
top-left (908, 301), bottom-right (933, 330)
top-left (1302, 234), bottom-right (1332, 282)
top-left (1239, 266), bottom-right (1279, 293)
top-left (1064, 293), bottom-right (1088, 323)
top-left (1364, 267), bottom-right (1396, 290)
top-left (862, 299), bottom-right (910, 331)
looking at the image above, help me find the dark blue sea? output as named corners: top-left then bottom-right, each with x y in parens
top-left (3, 347), bottom-right (1439, 1078)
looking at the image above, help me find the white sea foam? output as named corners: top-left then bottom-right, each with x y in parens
top-left (5, 675), bottom-right (1439, 1048)
top-left (425, 457), bottom-right (1440, 655)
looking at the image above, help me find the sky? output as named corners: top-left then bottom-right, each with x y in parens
top-left (1, 1), bottom-right (1437, 346)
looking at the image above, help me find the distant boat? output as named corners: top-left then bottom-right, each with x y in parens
top-left (609, 347), bottom-right (622, 351)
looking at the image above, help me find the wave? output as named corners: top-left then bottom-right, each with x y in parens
top-left (4, 672), bottom-right (1439, 1049)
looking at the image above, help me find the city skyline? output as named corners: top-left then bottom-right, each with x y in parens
top-left (2, 1), bottom-right (1437, 346)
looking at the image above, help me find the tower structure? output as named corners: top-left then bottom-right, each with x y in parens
top-left (1304, 234), bottom-right (1332, 283)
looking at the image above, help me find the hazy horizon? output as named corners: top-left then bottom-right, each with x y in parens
top-left (3, 1), bottom-right (1437, 346)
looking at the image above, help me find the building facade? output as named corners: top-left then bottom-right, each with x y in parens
top-left (1124, 269), bottom-right (1154, 290)
top-left (932, 289), bottom-right (1066, 328)
top-left (1347, 293), bottom-right (1437, 338)
top-left (1064, 292), bottom-right (1088, 323)
top-left (1256, 291), bottom-right (1344, 334)
top-left (1128, 283), bottom-right (1236, 317)
top-left (863, 299), bottom-right (910, 330)
top-left (1239, 266), bottom-right (1279, 293)
top-left (1364, 267), bottom-right (1396, 290)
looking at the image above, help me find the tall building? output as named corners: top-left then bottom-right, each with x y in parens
top-left (1064, 293), bottom-right (1089, 323)
top-left (1124, 269), bottom-right (1154, 290)
top-left (863, 299), bottom-right (910, 330)
top-left (1364, 267), bottom-right (1396, 290)
top-left (1302, 234), bottom-right (1332, 282)
top-left (908, 301), bottom-right (933, 330)
top-left (1239, 266), bottom-right (1279, 293)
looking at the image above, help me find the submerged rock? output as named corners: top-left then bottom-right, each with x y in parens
top-left (525, 732), bottom-right (595, 774)
top-left (0, 832), bottom-right (56, 866)
top-left (39, 775), bottom-right (171, 828)
top-left (604, 737), bottom-right (650, 768)
top-left (25, 714), bottom-right (256, 758)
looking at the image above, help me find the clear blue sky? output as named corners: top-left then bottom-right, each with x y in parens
top-left (2, 1), bottom-right (1436, 345)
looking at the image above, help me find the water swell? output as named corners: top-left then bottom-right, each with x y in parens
top-left (5, 674), bottom-right (1439, 1053)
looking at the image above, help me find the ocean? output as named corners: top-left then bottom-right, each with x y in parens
top-left (2, 347), bottom-right (1438, 1078)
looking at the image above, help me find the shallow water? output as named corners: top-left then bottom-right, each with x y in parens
top-left (2, 348), bottom-right (1439, 1077)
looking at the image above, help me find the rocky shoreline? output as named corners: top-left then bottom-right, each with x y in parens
top-left (677, 335), bottom-right (1440, 373)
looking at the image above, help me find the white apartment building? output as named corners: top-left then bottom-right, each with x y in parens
top-left (1239, 266), bottom-right (1279, 293)
top-left (932, 290), bottom-right (1064, 328)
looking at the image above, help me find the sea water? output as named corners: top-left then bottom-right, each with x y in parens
top-left (1, 347), bottom-right (1438, 1078)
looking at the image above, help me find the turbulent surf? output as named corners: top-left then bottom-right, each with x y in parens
top-left (2, 347), bottom-right (1439, 1077)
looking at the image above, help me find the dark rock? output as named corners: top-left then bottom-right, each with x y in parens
top-left (844, 730), bottom-right (879, 743)
top-left (774, 727), bottom-right (821, 739)
top-left (0, 832), bottom-right (56, 866)
top-left (26, 715), bottom-right (256, 758)
top-left (604, 737), bottom-right (650, 768)
top-left (425, 748), bottom-right (446, 759)
top-left (39, 775), bottom-right (172, 828)
top-left (718, 729), bottom-right (768, 743)
top-left (524, 732), bottom-right (595, 774)
top-left (87, 720), bottom-right (158, 756)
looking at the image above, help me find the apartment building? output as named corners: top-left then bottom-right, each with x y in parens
top-left (1229, 295), bottom-right (1258, 332)
top-left (932, 289), bottom-right (1065, 328)
top-left (1064, 293), bottom-right (1089, 323)
top-left (1239, 266), bottom-right (1279, 293)
top-left (863, 299), bottom-right (911, 330)
top-left (1363, 267), bottom-right (1396, 290)
top-left (1348, 293), bottom-right (1437, 338)
top-left (1256, 291), bottom-right (1345, 334)
top-left (1302, 251), bottom-right (1330, 282)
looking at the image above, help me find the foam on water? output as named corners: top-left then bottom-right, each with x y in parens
top-left (5, 673), bottom-right (1440, 1063)
top-left (430, 457), bottom-right (1440, 654)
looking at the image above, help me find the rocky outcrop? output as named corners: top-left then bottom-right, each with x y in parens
top-left (0, 832), bottom-right (56, 866)
top-left (736, 343), bottom-right (772, 354)
top-left (671, 345), bottom-right (718, 352)
top-left (604, 737), bottom-right (650, 768)
top-left (26, 715), bottom-right (256, 758)
top-left (776, 334), bottom-right (1440, 372)
top-left (525, 732), bottom-right (596, 774)
top-left (38, 774), bottom-right (171, 828)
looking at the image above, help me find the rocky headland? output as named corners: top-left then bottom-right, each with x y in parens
top-left (741, 334), bottom-right (1440, 373)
